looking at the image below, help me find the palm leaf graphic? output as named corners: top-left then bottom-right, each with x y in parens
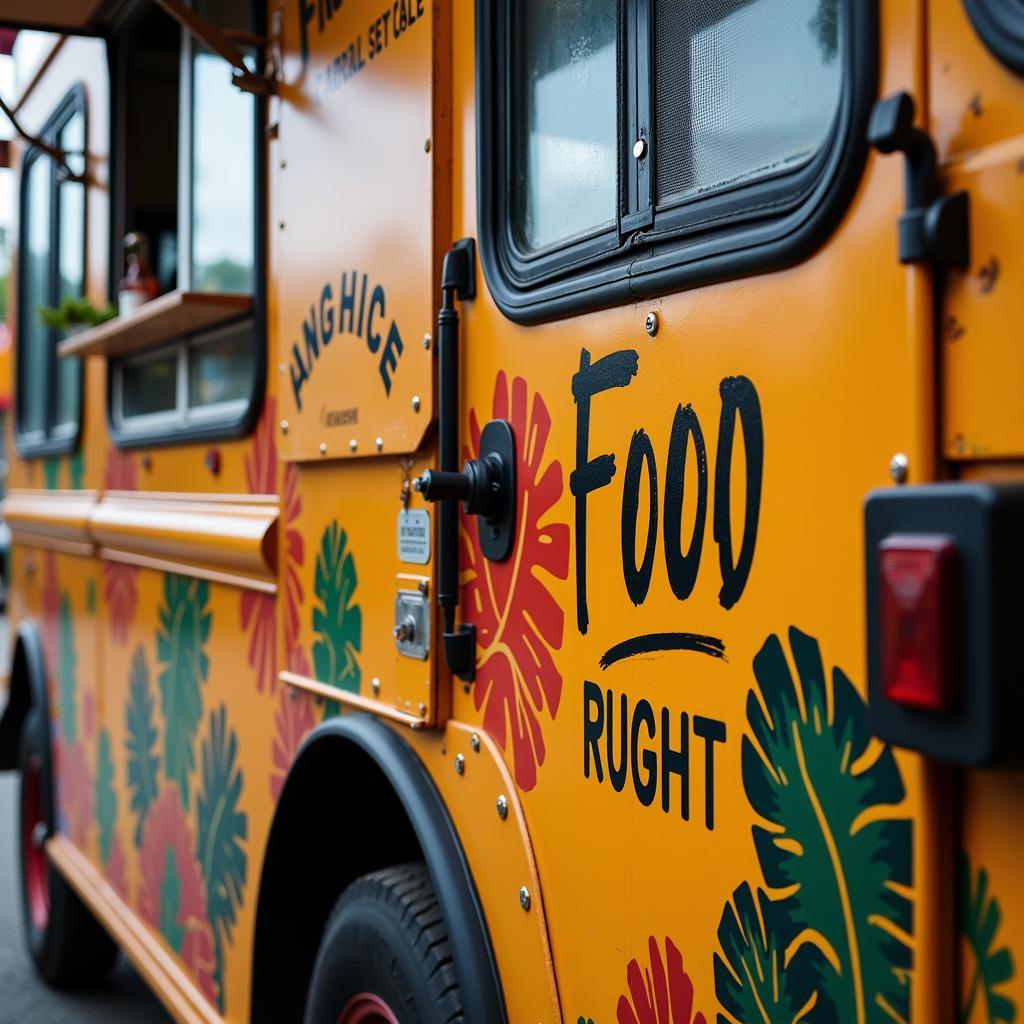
top-left (126, 645), bottom-right (160, 846)
top-left (312, 523), bottom-right (362, 694)
top-left (58, 593), bottom-right (77, 744)
top-left (197, 704), bottom-right (247, 1012)
top-left (740, 627), bottom-right (913, 1022)
top-left (95, 728), bottom-right (117, 864)
top-left (157, 575), bottom-right (212, 809)
top-left (960, 851), bottom-right (1017, 1024)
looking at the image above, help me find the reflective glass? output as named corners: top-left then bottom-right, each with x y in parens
top-left (123, 354), bottom-right (178, 419)
top-left (55, 111), bottom-right (85, 430)
top-left (188, 324), bottom-right (252, 409)
top-left (512, 0), bottom-right (617, 252)
top-left (21, 155), bottom-right (51, 437)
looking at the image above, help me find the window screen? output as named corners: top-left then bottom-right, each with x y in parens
top-left (654, 0), bottom-right (843, 206)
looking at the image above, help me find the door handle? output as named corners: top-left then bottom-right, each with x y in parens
top-left (414, 238), bottom-right (517, 683)
top-left (868, 91), bottom-right (970, 268)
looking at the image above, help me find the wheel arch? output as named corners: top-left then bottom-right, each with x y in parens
top-left (250, 712), bottom-right (507, 1024)
top-left (0, 619), bottom-right (52, 774)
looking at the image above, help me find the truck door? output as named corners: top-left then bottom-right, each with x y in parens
top-left (446, 1), bottom-right (952, 1019)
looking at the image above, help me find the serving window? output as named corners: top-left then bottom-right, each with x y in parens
top-left (479, 0), bottom-right (876, 322)
top-left (15, 87), bottom-right (86, 456)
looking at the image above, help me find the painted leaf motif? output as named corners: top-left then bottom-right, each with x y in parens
top-left (312, 523), bottom-right (361, 693)
top-left (138, 787), bottom-right (218, 1004)
top-left (157, 575), bottom-right (212, 810)
top-left (240, 591), bottom-right (276, 694)
top-left (715, 882), bottom-right (819, 1023)
top-left (270, 670), bottom-right (315, 802)
top-left (960, 851), bottom-right (1017, 1024)
top-left (43, 455), bottom-right (60, 490)
top-left (126, 645), bottom-right (160, 846)
top-left (106, 829), bottom-right (129, 902)
top-left (70, 448), bottom-right (84, 490)
top-left (616, 935), bottom-right (708, 1024)
top-left (197, 704), bottom-right (248, 1011)
top-left (58, 593), bottom-right (77, 744)
top-left (104, 562), bottom-right (139, 645)
top-left (742, 627), bottom-right (913, 1022)
top-left (41, 552), bottom-right (59, 679)
top-left (283, 462), bottom-right (305, 653)
top-left (95, 728), bottom-right (117, 865)
top-left (461, 372), bottom-right (570, 792)
top-left (60, 739), bottom-right (92, 847)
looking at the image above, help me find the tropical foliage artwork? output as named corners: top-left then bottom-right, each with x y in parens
top-left (122, 575), bottom-right (249, 1012)
top-left (312, 520), bottom-right (363, 705)
top-left (103, 447), bottom-right (139, 644)
top-left (461, 372), bottom-right (570, 792)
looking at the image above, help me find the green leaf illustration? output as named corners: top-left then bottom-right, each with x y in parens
top-left (739, 627), bottom-right (913, 1022)
top-left (43, 456), bottom-right (60, 491)
top-left (197, 704), bottom-right (248, 1012)
top-left (716, 882), bottom-right (819, 1023)
top-left (160, 845), bottom-right (185, 954)
top-left (126, 645), bottom-right (160, 847)
top-left (70, 448), bottom-right (85, 490)
top-left (960, 851), bottom-right (1017, 1024)
top-left (58, 593), bottom-right (77, 744)
top-left (157, 575), bottom-right (212, 810)
top-left (95, 728), bottom-right (117, 864)
top-left (312, 523), bottom-right (362, 694)
top-left (85, 577), bottom-right (97, 616)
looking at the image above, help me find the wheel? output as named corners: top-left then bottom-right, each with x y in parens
top-left (304, 863), bottom-right (464, 1024)
top-left (18, 709), bottom-right (118, 988)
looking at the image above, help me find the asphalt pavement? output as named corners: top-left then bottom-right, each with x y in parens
top-left (0, 617), bottom-right (171, 1024)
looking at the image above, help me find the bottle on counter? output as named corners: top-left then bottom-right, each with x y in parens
top-left (117, 232), bottom-right (160, 316)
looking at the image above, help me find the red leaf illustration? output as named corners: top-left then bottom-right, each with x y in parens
top-left (241, 591), bottom-right (276, 694)
top-left (282, 461), bottom-right (305, 652)
top-left (138, 788), bottom-right (218, 1004)
top-left (106, 829), bottom-right (129, 903)
top-left (617, 937), bottom-right (707, 1024)
top-left (461, 373), bottom-right (570, 791)
top-left (60, 738), bottom-right (92, 848)
top-left (102, 447), bottom-right (140, 645)
top-left (270, 666), bottom-right (316, 803)
top-left (104, 447), bottom-right (138, 492)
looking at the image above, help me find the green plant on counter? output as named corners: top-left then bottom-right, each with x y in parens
top-left (38, 295), bottom-right (117, 332)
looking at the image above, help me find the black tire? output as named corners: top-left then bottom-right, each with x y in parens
top-left (304, 863), bottom-right (464, 1024)
top-left (18, 709), bottom-right (118, 988)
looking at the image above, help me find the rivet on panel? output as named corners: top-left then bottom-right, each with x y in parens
top-left (418, 702), bottom-right (427, 716)
top-left (632, 137), bottom-right (647, 160)
top-left (645, 311), bottom-right (659, 337)
top-left (889, 452), bottom-right (909, 484)
top-left (349, 439), bottom-right (358, 453)
top-left (496, 795), bottom-right (508, 820)
top-left (375, 437), bottom-right (383, 452)
top-left (454, 753), bottom-right (465, 775)
top-left (411, 395), bottom-right (421, 412)
top-left (280, 419), bottom-right (289, 434)
top-left (319, 442), bottom-right (328, 455)
top-left (422, 333), bottom-right (432, 350)
top-left (470, 733), bottom-right (480, 753)
top-left (371, 677), bottom-right (381, 696)
top-left (519, 886), bottom-right (531, 912)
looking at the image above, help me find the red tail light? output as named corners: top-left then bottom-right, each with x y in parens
top-left (878, 535), bottom-right (958, 712)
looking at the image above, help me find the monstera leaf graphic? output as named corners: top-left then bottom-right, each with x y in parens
top-left (460, 372), bottom-right (570, 792)
top-left (126, 645), bottom-right (160, 846)
top-left (312, 523), bottom-right (362, 694)
top-left (197, 705), bottom-right (248, 1011)
top-left (157, 575), bottom-right (212, 810)
top-left (58, 593), bottom-right (77, 744)
top-left (95, 728), bottom-right (117, 864)
top-left (960, 851), bottom-right (1017, 1024)
top-left (736, 628), bottom-right (913, 1022)
top-left (716, 882), bottom-right (819, 1023)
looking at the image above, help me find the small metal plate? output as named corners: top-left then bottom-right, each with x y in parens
top-left (397, 508), bottom-right (431, 564)
top-left (394, 589), bottom-right (429, 660)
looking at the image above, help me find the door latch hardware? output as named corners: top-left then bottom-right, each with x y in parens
top-left (393, 589), bottom-right (429, 660)
top-left (868, 91), bottom-right (969, 268)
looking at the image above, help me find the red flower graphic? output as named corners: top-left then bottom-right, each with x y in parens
top-left (103, 447), bottom-right (139, 645)
top-left (242, 399), bottom-right (306, 693)
top-left (617, 937), bottom-right (707, 1024)
top-left (138, 788), bottom-right (217, 1004)
top-left (60, 739), bottom-right (92, 848)
top-left (270, 653), bottom-right (316, 802)
top-left (461, 373), bottom-right (570, 792)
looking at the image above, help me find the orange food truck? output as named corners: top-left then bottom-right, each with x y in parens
top-left (0, 1), bottom-right (1022, 1021)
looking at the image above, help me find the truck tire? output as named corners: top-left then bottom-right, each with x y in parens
top-left (304, 863), bottom-right (465, 1024)
top-left (18, 709), bottom-right (118, 988)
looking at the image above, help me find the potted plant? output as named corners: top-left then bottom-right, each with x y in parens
top-left (38, 295), bottom-right (118, 337)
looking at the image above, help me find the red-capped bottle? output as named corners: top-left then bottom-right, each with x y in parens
top-left (117, 232), bottom-right (160, 316)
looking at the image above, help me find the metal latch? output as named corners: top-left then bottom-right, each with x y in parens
top-left (393, 589), bottom-right (429, 660)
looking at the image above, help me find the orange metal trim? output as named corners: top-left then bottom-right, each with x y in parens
top-left (98, 547), bottom-right (277, 594)
top-left (47, 835), bottom-right (221, 1024)
top-left (279, 670), bottom-right (427, 730)
top-left (3, 489), bottom-right (98, 550)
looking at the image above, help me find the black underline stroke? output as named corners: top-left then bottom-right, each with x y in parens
top-left (599, 632), bottom-right (727, 669)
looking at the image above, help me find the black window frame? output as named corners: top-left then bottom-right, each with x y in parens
top-left (477, 0), bottom-right (879, 324)
top-left (14, 84), bottom-right (87, 459)
top-left (105, 0), bottom-right (267, 450)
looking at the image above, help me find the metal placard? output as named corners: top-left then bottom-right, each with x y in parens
top-left (397, 508), bottom-right (430, 564)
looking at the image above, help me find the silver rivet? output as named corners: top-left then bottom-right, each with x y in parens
top-left (422, 333), bottom-right (432, 350)
top-left (278, 362), bottom-right (287, 374)
top-left (280, 419), bottom-right (289, 434)
top-left (454, 753), bottom-right (465, 775)
top-left (371, 677), bottom-right (380, 696)
top-left (518, 886), bottom-right (531, 911)
top-left (412, 395), bottom-right (421, 412)
top-left (349, 439), bottom-right (358, 453)
top-left (375, 437), bottom-right (383, 452)
top-left (424, 138), bottom-right (431, 152)
top-left (417, 579), bottom-right (429, 595)
top-left (418, 701), bottom-right (427, 716)
top-left (645, 312), bottom-right (659, 337)
top-left (319, 442), bottom-right (327, 455)
top-left (496, 794), bottom-right (508, 820)
top-left (889, 452), bottom-right (909, 484)
top-left (470, 733), bottom-right (481, 753)
top-left (632, 137), bottom-right (647, 160)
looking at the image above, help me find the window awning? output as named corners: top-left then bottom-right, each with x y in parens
top-left (0, 0), bottom-right (120, 34)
